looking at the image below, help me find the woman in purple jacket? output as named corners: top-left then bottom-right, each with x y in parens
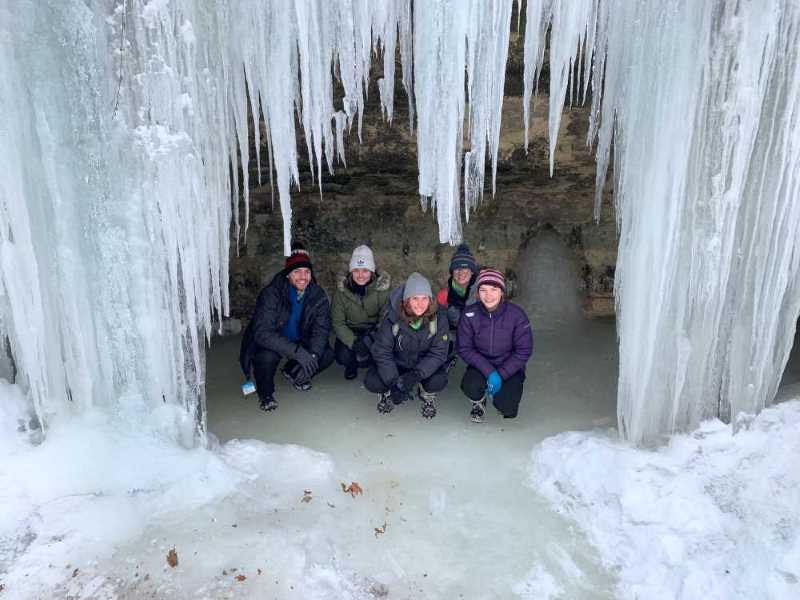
top-left (457, 268), bottom-right (534, 422)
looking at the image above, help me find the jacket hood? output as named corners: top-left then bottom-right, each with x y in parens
top-left (337, 270), bottom-right (391, 292)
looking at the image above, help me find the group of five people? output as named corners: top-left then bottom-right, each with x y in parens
top-left (239, 242), bottom-right (533, 422)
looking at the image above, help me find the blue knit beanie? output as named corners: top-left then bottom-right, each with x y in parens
top-left (449, 243), bottom-right (478, 274)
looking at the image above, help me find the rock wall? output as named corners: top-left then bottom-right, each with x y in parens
top-left (229, 31), bottom-right (617, 324)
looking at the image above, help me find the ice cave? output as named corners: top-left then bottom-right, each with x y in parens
top-left (1, 1), bottom-right (800, 598)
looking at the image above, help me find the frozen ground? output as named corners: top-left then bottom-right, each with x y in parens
top-left (203, 322), bottom-right (621, 599)
top-left (1, 321), bottom-right (798, 599)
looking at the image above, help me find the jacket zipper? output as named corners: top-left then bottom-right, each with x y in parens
top-left (489, 310), bottom-right (494, 355)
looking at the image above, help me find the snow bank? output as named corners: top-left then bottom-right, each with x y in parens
top-left (0, 386), bottom-right (380, 599)
top-left (528, 399), bottom-right (800, 599)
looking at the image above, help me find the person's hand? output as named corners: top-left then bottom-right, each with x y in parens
top-left (389, 382), bottom-right (409, 405)
top-left (294, 346), bottom-right (319, 377)
top-left (486, 370), bottom-right (503, 395)
top-left (398, 370), bottom-right (421, 392)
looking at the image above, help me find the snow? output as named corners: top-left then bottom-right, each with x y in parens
top-left (529, 398), bottom-right (800, 599)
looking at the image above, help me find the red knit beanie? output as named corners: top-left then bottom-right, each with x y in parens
top-left (475, 267), bottom-right (505, 293)
top-left (284, 241), bottom-right (313, 274)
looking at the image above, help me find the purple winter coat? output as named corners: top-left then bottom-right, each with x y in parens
top-left (456, 300), bottom-right (533, 379)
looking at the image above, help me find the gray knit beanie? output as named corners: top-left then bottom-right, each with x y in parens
top-left (349, 245), bottom-right (376, 272)
top-left (403, 272), bottom-right (432, 300)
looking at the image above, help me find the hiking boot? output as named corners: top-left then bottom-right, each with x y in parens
top-left (293, 378), bottom-right (312, 392)
top-left (259, 396), bottom-right (278, 412)
top-left (419, 388), bottom-right (437, 419)
top-left (376, 392), bottom-right (394, 414)
top-left (344, 364), bottom-right (358, 380)
top-left (283, 364), bottom-right (312, 391)
top-left (470, 396), bottom-right (487, 423)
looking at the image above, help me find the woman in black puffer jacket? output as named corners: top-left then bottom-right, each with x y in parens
top-left (365, 272), bottom-right (449, 418)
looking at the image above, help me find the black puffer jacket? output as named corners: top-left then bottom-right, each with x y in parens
top-left (370, 285), bottom-right (449, 387)
top-left (239, 271), bottom-right (331, 374)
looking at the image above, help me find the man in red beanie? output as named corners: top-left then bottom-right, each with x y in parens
top-left (239, 241), bottom-right (334, 412)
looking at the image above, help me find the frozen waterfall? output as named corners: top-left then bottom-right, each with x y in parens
top-left (1, 0), bottom-right (799, 444)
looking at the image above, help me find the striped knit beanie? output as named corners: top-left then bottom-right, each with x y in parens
top-left (449, 243), bottom-right (479, 274)
top-left (476, 268), bottom-right (505, 293)
top-left (284, 241), bottom-right (313, 274)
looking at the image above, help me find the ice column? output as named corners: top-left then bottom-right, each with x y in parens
top-left (529, 0), bottom-right (800, 443)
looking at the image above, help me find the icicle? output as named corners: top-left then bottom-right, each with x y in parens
top-left (522, 0), bottom-right (552, 153)
top-left (582, 0), bottom-right (800, 443)
top-left (463, 0), bottom-right (515, 216)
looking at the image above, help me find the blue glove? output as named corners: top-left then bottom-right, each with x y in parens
top-left (486, 370), bottom-right (503, 395)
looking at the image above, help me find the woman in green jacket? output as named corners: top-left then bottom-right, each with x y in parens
top-left (331, 245), bottom-right (392, 379)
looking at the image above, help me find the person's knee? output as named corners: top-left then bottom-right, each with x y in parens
top-left (364, 369), bottom-right (387, 393)
top-left (492, 394), bottom-right (521, 418)
top-left (334, 340), bottom-right (353, 366)
top-left (460, 370), bottom-right (485, 400)
top-left (421, 369), bottom-right (448, 393)
top-left (317, 345), bottom-right (335, 371)
top-left (252, 349), bottom-right (281, 367)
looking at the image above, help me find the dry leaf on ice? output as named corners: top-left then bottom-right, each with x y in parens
top-left (340, 481), bottom-right (363, 497)
top-left (301, 490), bottom-right (313, 503)
top-left (166, 549), bottom-right (178, 568)
top-left (374, 522), bottom-right (387, 538)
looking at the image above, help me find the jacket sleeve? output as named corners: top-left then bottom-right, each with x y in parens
top-left (436, 288), bottom-right (449, 308)
top-left (446, 304), bottom-right (463, 331)
top-left (331, 291), bottom-right (355, 348)
top-left (308, 292), bottom-right (332, 357)
top-left (371, 316), bottom-right (400, 387)
top-left (457, 312), bottom-right (496, 377)
top-left (252, 286), bottom-right (297, 358)
top-left (414, 314), bottom-right (450, 379)
top-left (497, 308), bottom-right (534, 380)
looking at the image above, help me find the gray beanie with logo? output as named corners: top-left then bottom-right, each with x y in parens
top-left (402, 272), bottom-right (432, 300)
top-left (349, 245), bottom-right (376, 272)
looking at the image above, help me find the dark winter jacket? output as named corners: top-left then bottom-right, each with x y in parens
top-left (436, 275), bottom-right (477, 332)
top-left (371, 285), bottom-right (449, 387)
top-left (239, 271), bottom-right (332, 374)
top-left (457, 300), bottom-right (533, 380)
top-left (331, 271), bottom-right (392, 348)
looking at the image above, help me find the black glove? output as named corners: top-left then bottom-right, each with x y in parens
top-left (389, 382), bottom-right (409, 405)
top-left (294, 345), bottom-right (319, 377)
top-left (352, 337), bottom-right (370, 358)
top-left (398, 370), bottom-right (421, 392)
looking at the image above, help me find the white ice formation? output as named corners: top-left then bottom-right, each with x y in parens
top-left (1, 0), bottom-right (799, 444)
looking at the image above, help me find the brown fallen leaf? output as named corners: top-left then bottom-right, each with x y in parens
top-left (166, 548), bottom-right (178, 568)
top-left (72, 568), bottom-right (79, 578)
top-left (235, 574), bottom-right (246, 582)
top-left (374, 522), bottom-right (387, 538)
top-left (301, 490), bottom-right (313, 503)
top-left (341, 481), bottom-right (363, 497)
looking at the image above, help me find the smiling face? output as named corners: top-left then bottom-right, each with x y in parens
top-left (351, 268), bottom-right (372, 286)
top-left (478, 284), bottom-right (503, 311)
top-left (452, 267), bottom-right (473, 287)
top-left (287, 267), bottom-right (311, 292)
top-left (407, 295), bottom-right (430, 317)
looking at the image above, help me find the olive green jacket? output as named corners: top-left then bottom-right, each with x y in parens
top-left (331, 271), bottom-right (392, 348)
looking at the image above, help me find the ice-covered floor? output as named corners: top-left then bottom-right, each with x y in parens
top-left (203, 320), bottom-right (620, 599)
top-left (3, 319), bottom-right (799, 599)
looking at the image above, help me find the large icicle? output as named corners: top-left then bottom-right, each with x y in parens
top-left (532, 0), bottom-right (800, 443)
top-left (598, 0), bottom-right (800, 443)
top-left (415, 0), bottom-right (515, 244)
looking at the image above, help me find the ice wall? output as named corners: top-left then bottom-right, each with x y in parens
top-left (524, 0), bottom-right (800, 443)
